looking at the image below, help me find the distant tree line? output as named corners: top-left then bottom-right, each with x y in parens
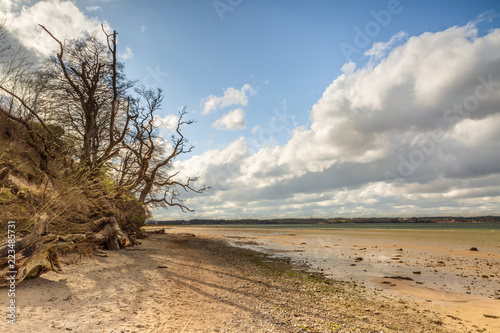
top-left (152, 216), bottom-right (500, 225)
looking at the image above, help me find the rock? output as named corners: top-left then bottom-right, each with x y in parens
top-left (470, 247), bottom-right (479, 251)
top-left (384, 276), bottom-right (414, 281)
top-left (484, 314), bottom-right (499, 319)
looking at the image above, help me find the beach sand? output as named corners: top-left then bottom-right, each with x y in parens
top-left (165, 225), bottom-right (500, 332)
top-left (0, 228), bottom-right (498, 332)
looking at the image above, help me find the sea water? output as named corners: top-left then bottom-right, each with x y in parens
top-left (168, 223), bottom-right (500, 300)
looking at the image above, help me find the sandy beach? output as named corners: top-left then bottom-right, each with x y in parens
top-left (165, 225), bottom-right (500, 332)
top-left (0, 227), bottom-right (499, 332)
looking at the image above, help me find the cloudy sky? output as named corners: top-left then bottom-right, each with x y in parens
top-left (1, 0), bottom-right (500, 219)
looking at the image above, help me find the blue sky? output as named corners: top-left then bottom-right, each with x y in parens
top-left (87, 0), bottom-right (500, 150)
top-left (2, 0), bottom-right (500, 219)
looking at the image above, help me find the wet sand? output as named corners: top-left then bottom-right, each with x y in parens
top-left (1, 226), bottom-right (498, 332)
top-left (165, 225), bottom-right (500, 332)
top-left (0, 232), bottom-right (456, 332)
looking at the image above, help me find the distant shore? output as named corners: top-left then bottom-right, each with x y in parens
top-left (149, 216), bottom-right (500, 226)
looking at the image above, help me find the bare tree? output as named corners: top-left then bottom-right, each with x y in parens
top-left (2, 23), bottom-right (205, 213)
top-left (1, 24), bottom-right (207, 286)
top-left (39, 25), bottom-right (134, 170)
top-left (116, 86), bottom-right (207, 212)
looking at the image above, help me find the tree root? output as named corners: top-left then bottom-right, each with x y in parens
top-left (0, 214), bottom-right (132, 287)
top-left (0, 235), bottom-right (62, 287)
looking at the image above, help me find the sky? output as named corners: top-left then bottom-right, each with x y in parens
top-left (1, 0), bottom-right (500, 220)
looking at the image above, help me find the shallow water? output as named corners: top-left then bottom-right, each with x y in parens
top-left (165, 224), bottom-right (500, 301)
top-left (199, 222), bottom-right (500, 230)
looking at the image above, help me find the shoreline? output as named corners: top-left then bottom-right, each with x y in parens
top-left (163, 225), bottom-right (500, 331)
top-left (0, 230), bottom-right (498, 332)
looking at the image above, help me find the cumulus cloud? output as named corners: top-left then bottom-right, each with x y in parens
top-left (174, 137), bottom-right (249, 193)
top-left (153, 114), bottom-right (179, 131)
top-left (212, 108), bottom-right (246, 130)
top-left (0, 0), bottom-right (17, 13)
top-left (341, 61), bottom-right (356, 74)
top-left (201, 84), bottom-right (254, 115)
top-left (0, 0), bottom-right (110, 56)
top-left (364, 31), bottom-right (407, 65)
top-left (119, 47), bottom-right (134, 60)
top-left (166, 23), bottom-right (500, 219)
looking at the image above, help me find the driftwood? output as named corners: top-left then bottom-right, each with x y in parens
top-left (0, 235), bottom-right (63, 287)
top-left (0, 213), bottom-right (132, 287)
top-left (87, 216), bottom-right (130, 248)
top-left (145, 228), bottom-right (165, 234)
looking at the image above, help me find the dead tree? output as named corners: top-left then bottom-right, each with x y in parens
top-left (39, 25), bottom-right (134, 170)
top-left (0, 26), bottom-right (133, 287)
top-left (115, 87), bottom-right (207, 212)
top-left (35, 25), bottom-right (137, 240)
top-left (0, 25), bottom-right (204, 286)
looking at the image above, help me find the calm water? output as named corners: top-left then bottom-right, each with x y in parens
top-left (202, 222), bottom-right (500, 230)
top-left (168, 223), bottom-right (500, 299)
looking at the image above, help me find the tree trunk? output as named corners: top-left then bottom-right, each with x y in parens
top-left (0, 235), bottom-right (63, 287)
top-left (0, 213), bottom-right (131, 286)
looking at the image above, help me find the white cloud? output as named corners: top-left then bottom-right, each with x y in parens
top-left (119, 47), bottom-right (134, 60)
top-left (447, 113), bottom-right (500, 148)
top-left (0, 0), bottom-right (17, 13)
top-left (167, 23), bottom-right (500, 219)
top-left (154, 114), bottom-right (178, 131)
top-left (86, 6), bottom-right (101, 12)
top-left (174, 137), bottom-right (249, 192)
top-left (201, 84), bottom-right (254, 115)
top-left (0, 0), bottom-right (111, 56)
top-left (304, 24), bottom-right (500, 167)
top-left (140, 25), bottom-right (147, 32)
top-left (341, 61), bottom-right (356, 74)
top-left (212, 108), bottom-right (246, 130)
top-left (364, 31), bottom-right (407, 65)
